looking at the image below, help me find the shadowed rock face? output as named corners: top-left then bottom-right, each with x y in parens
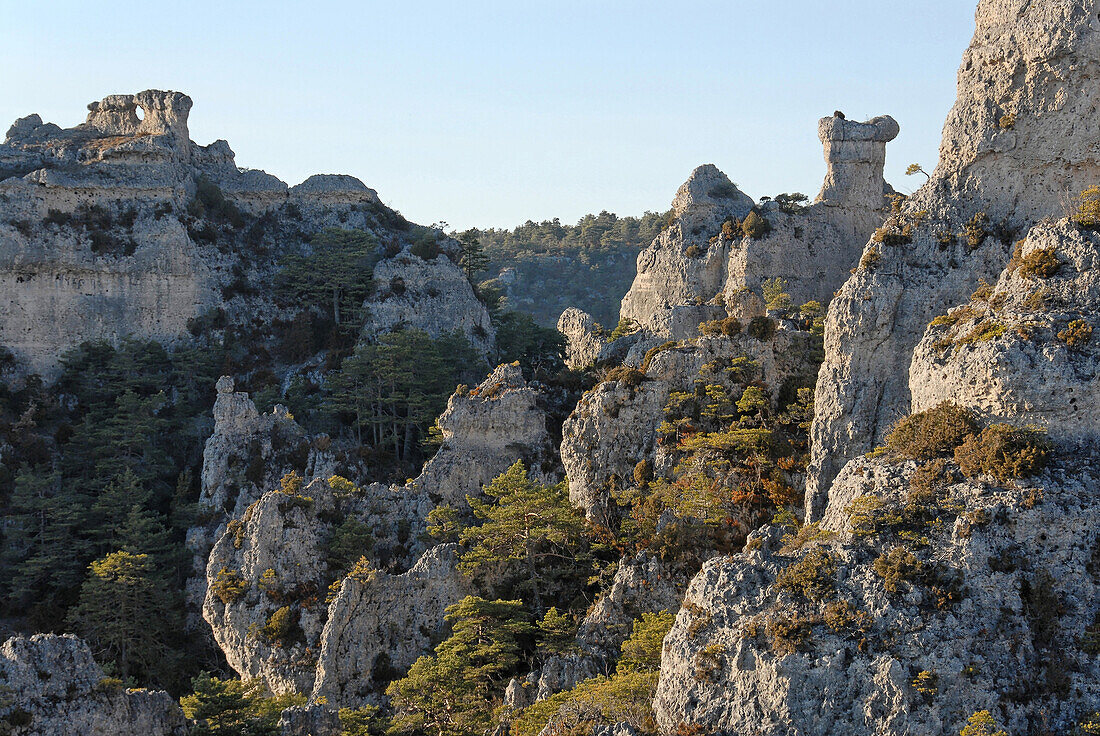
top-left (807, 0), bottom-right (1100, 512)
top-left (0, 634), bottom-right (187, 736)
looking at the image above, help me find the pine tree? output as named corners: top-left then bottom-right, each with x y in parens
top-left (67, 551), bottom-right (177, 683)
top-left (387, 596), bottom-right (533, 736)
top-left (459, 461), bottom-right (590, 613)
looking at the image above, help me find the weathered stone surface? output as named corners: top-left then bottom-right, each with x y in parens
top-left (655, 458), bottom-right (1100, 735)
top-left (363, 251), bottom-right (493, 354)
top-left (312, 543), bottom-right (468, 705)
top-left (0, 634), bottom-right (186, 736)
top-left (909, 220), bottom-right (1100, 445)
top-left (415, 362), bottom-right (552, 508)
top-left (202, 475), bottom-right (434, 697)
top-left (561, 331), bottom-right (821, 521)
top-left (620, 116), bottom-right (895, 340)
top-left (816, 114), bottom-right (899, 209)
top-left (558, 307), bottom-right (604, 369)
top-left (278, 704), bottom-right (340, 736)
top-left (936, 0), bottom-right (1100, 224)
top-left (809, 0), bottom-right (1100, 513)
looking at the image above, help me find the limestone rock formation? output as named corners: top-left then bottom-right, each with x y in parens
top-left (202, 474), bottom-right (435, 697)
top-left (808, 0), bottom-right (1100, 514)
top-left (619, 115), bottom-right (896, 340)
top-left (0, 634), bottom-right (186, 736)
top-left (654, 454), bottom-right (1100, 736)
top-left (816, 114), bottom-right (899, 209)
top-left (936, 0), bottom-right (1100, 224)
top-left (558, 307), bottom-right (604, 368)
top-left (561, 330), bottom-right (821, 521)
top-left (909, 220), bottom-right (1100, 445)
top-left (0, 90), bottom-right (492, 377)
top-left (414, 362), bottom-right (553, 508)
top-left (200, 364), bottom-right (550, 704)
top-left (312, 544), bottom-right (469, 705)
top-left (363, 250), bottom-right (493, 355)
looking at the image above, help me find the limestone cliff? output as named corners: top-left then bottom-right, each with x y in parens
top-left (808, 0), bottom-right (1100, 514)
top-left (0, 90), bottom-right (491, 378)
top-left (0, 634), bottom-right (186, 736)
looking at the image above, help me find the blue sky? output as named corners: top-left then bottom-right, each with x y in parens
top-left (1, 1), bottom-right (976, 229)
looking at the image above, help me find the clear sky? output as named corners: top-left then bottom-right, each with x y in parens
top-left (1, 1), bottom-right (977, 230)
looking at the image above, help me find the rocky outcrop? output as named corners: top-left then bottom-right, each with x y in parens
top-left (619, 116), bottom-right (896, 341)
top-left (654, 454), bottom-right (1100, 736)
top-left (936, 0), bottom-right (1100, 224)
top-left (808, 0), bottom-right (1100, 515)
top-left (200, 365), bottom-right (548, 704)
top-left (558, 307), bottom-right (604, 368)
top-left (186, 377), bottom-right (322, 631)
top-left (312, 544), bottom-right (468, 705)
top-left (202, 475), bottom-right (435, 697)
top-left (363, 250), bottom-right (494, 355)
top-left (562, 330), bottom-right (821, 521)
top-left (816, 114), bottom-right (899, 210)
top-left (909, 220), bottom-right (1100, 445)
top-left (619, 165), bottom-right (752, 338)
top-left (0, 90), bottom-right (492, 377)
top-left (415, 362), bottom-right (553, 508)
top-left (0, 634), bottom-right (186, 736)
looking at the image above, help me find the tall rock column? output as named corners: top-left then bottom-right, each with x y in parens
top-left (807, 0), bottom-right (1100, 517)
top-left (815, 114), bottom-right (899, 210)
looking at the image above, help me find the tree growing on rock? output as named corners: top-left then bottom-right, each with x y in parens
top-left (387, 596), bottom-right (533, 736)
top-left (459, 461), bottom-right (592, 613)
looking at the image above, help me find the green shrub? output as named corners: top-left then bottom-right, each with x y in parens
top-left (884, 402), bottom-right (979, 461)
top-left (640, 341), bottom-right (679, 372)
top-left (261, 606), bottom-right (302, 647)
top-left (774, 549), bottom-right (836, 602)
top-left (698, 317), bottom-right (742, 338)
top-left (960, 710), bottom-right (1009, 736)
top-left (958, 320), bottom-right (1006, 344)
top-left (873, 546), bottom-right (924, 593)
top-left (954, 424), bottom-right (1051, 482)
top-left (1058, 319), bottom-right (1093, 348)
top-left (1017, 247), bottom-right (1060, 278)
top-left (1070, 185), bottom-right (1100, 229)
top-left (188, 177), bottom-right (244, 228)
top-left (763, 612), bottom-right (816, 655)
top-left (762, 278), bottom-right (792, 311)
top-left (999, 112), bottom-right (1016, 130)
top-left (912, 669), bottom-right (938, 697)
top-left (605, 366), bottom-right (646, 389)
top-left (741, 211), bottom-right (771, 239)
top-left (409, 234), bottom-right (441, 260)
top-left (609, 317), bottom-right (640, 342)
top-left (211, 567), bottom-right (248, 604)
top-left (962, 212), bottom-right (990, 249)
top-left (822, 600), bottom-right (871, 635)
top-left (747, 316), bottom-right (775, 340)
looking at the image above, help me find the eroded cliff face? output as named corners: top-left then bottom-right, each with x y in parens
top-left (200, 364), bottom-right (552, 705)
top-left (0, 90), bottom-right (490, 378)
top-left (619, 115), bottom-right (897, 341)
top-left (808, 0), bottom-right (1100, 514)
top-left (654, 454), bottom-right (1100, 736)
top-left (0, 634), bottom-right (187, 736)
top-left (561, 330), bottom-right (821, 522)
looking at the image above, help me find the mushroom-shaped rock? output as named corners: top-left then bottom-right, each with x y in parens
top-left (816, 114), bottom-right (899, 209)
